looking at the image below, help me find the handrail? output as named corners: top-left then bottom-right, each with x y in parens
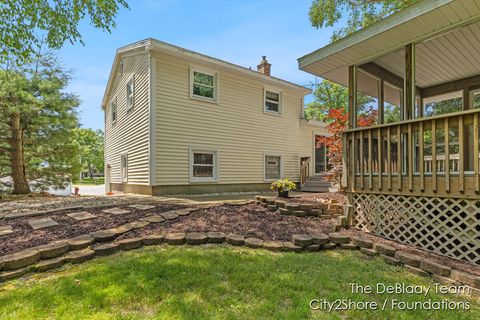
top-left (343, 108), bottom-right (480, 133)
top-left (300, 158), bottom-right (310, 187)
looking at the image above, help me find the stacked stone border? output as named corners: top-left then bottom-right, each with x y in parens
top-left (1, 223), bottom-right (479, 298)
top-left (255, 196), bottom-right (352, 230)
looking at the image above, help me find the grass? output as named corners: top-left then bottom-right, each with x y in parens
top-left (0, 246), bottom-right (478, 319)
top-left (74, 178), bottom-right (104, 185)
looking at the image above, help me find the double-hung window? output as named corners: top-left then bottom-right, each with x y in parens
top-left (264, 90), bottom-right (281, 114)
top-left (191, 69), bottom-right (216, 100)
top-left (111, 98), bottom-right (117, 123)
top-left (265, 155), bottom-right (281, 180)
top-left (126, 75), bottom-right (135, 110)
top-left (190, 150), bottom-right (217, 182)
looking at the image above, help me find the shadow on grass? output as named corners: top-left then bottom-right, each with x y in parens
top-left (0, 246), bottom-right (478, 320)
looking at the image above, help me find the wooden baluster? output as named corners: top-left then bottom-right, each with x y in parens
top-left (378, 128), bottom-right (382, 191)
top-left (475, 113), bottom-right (479, 193)
top-left (408, 123), bottom-right (413, 191)
top-left (360, 130), bottom-right (364, 189)
top-left (351, 132), bottom-right (356, 191)
top-left (444, 117), bottom-right (450, 193)
top-left (387, 127), bottom-right (392, 190)
top-left (458, 116), bottom-right (464, 193)
top-left (368, 130), bottom-right (373, 190)
top-left (432, 120), bottom-right (437, 192)
top-left (397, 125), bottom-right (402, 191)
top-left (419, 121), bottom-right (424, 192)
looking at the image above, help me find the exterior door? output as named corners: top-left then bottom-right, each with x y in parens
top-left (315, 136), bottom-right (329, 174)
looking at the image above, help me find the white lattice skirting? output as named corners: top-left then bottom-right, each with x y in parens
top-left (353, 193), bottom-right (480, 265)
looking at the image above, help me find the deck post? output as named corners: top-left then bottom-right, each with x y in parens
top-left (348, 65), bottom-right (357, 128)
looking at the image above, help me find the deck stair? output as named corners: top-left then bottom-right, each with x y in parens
top-left (301, 175), bottom-right (338, 193)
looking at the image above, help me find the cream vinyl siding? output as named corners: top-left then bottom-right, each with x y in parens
top-left (104, 53), bottom-right (150, 185)
top-left (154, 52), bottom-right (318, 185)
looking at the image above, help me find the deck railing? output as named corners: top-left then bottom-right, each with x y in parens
top-left (343, 108), bottom-right (480, 197)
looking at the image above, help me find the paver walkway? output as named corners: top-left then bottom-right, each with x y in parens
top-left (66, 211), bottom-right (97, 221)
top-left (0, 225), bottom-right (14, 236)
top-left (28, 218), bottom-right (59, 230)
top-left (101, 208), bottom-right (130, 215)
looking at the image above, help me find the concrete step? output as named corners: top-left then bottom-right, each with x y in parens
top-left (302, 181), bottom-right (333, 187)
top-left (301, 186), bottom-right (339, 193)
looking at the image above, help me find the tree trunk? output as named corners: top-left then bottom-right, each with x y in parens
top-left (88, 162), bottom-right (93, 179)
top-left (10, 112), bottom-right (30, 194)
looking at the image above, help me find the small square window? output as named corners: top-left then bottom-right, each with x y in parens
top-left (265, 155), bottom-right (281, 180)
top-left (126, 76), bottom-right (134, 110)
top-left (265, 90), bottom-right (280, 113)
top-left (191, 70), bottom-right (216, 100)
top-left (190, 150), bottom-right (217, 182)
top-left (111, 98), bottom-right (117, 123)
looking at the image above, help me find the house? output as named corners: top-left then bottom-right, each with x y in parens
top-left (102, 39), bottom-right (329, 196)
top-left (299, 0), bottom-right (480, 265)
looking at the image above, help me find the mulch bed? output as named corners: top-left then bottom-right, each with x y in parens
top-left (343, 229), bottom-right (480, 276)
top-left (0, 203), bottom-right (186, 256)
top-left (117, 203), bottom-right (336, 242)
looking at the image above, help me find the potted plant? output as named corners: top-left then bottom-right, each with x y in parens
top-left (271, 178), bottom-right (296, 198)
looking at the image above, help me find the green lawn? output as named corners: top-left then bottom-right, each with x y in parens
top-left (0, 246), bottom-right (478, 319)
top-left (74, 177), bottom-right (104, 185)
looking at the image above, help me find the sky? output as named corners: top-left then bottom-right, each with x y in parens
top-left (58, 0), bottom-right (337, 130)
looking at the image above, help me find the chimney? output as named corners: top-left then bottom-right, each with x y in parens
top-left (257, 56), bottom-right (271, 76)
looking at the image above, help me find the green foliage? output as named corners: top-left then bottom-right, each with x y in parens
top-left (0, 54), bottom-right (81, 190)
top-left (0, 0), bottom-right (129, 64)
top-left (72, 128), bottom-right (104, 179)
top-left (309, 0), bottom-right (419, 41)
top-left (304, 80), bottom-right (375, 123)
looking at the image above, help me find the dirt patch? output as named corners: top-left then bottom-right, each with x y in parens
top-left (0, 203), bottom-right (185, 256)
top-left (343, 229), bottom-right (480, 276)
top-left (117, 203), bottom-right (335, 241)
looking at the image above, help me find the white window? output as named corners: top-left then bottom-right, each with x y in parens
top-left (471, 89), bottom-right (480, 108)
top-left (126, 75), bottom-right (135, 110)
top-left (265, 155), bottom-right (281, 180)
top-left (190, 150), bottom-right (217, 182)
top-left (111, 97), bottom-right (117, 123)
top-left (264, 90), bottom-right (281, 114)
top-left (121, 154), bottom-right (128, 182)
top-left (191, 69), bottom-right (216, 100)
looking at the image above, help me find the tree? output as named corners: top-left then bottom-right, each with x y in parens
top-left (316, 108), bottom-right (349, 184)
top-left (309, 0), bottom-right (419, 41)
top-left (0, 54), bottom-right (81, 194)
top-left (72, 128), bottom-right (104, 179)
top-left (0, 0), bottom-right (129, 64)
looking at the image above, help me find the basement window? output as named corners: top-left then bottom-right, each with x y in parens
top-left (121, 154), bottom-right (128, 182)
top-left (264, 155), bottom-right (281, 180)
top-left (264, 90), bottom-right (281, 114)
top-left (190, 150), bottom-right (218, 182)
top-left (191, 69), bottom-right (216, 101)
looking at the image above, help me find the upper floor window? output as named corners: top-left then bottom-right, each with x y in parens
top-left (126, 75), bottom-right (135, 110)
top-left (264, 90), bottom-right (281, 114)
top-left (111, 97), bottom-right (117, 123)
top-left (191, 69), bottom-right (216, 101)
